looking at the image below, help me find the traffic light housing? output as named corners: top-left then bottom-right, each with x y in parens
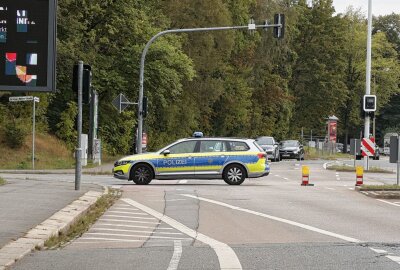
top-left (363, 95), bottom-right (376, 112)
top-left (273, 14), bottom-right (285, 39)
top-left (142, 96), bottom-right (148, 118)
top-left (73, 64), bottom-right (92, 104)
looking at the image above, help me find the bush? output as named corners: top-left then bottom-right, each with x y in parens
top-left (4, 122), bottom-right (27, 149)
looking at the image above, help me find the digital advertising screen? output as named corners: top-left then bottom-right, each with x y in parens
top-left (0, 0), bottom-right (56, 92)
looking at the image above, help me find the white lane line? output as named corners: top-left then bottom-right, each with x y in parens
top-left (93, 228), bottom-right (183, 235)
top-left (377, 199), bottom-right (400, 207)
top-left (96, 223), bottom-right (174, 230)
top-left (348, 188), bottom-right (354, 190)
top-left (178, 180), bottom-right (188, 184)
top-left (274, 175), bottom-right (280, 177)
top-left (103, 214), bottom-right (156, 220)
top-left (336, 178), bottom-right (341, 181)
top-left (122, 198), bottom-right (242, 270)
top-left (386, 255), bottom-right (400, 265)
top-left (85, 232), bottom-right (191, 240)
top-left (99, 218), bottom-right (160, 225)
top-left (370, 247), bottom-right (388, 254)
top-left (181, 194), bottom-right (361, 243)
top-left (325, 187), bottom-right (335, 190)
top-left (283, 178), bottom-right (290, 181)
top-left (80, 237), bottom-right (141, 243)
top-left (149, 199), bottom-right (188, 202)
top-left (167, 240), bottom-right (183, 270)
top-left (112, 207), bottom-right (139, 211)
top-left (108, 211), bottom-right (148, 215)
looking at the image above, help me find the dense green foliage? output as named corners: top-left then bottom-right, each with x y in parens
top-left (0, 0), bottom-right (399, 154)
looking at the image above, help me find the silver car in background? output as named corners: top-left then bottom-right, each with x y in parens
top-left (255, 136), bottom-right (280, 162)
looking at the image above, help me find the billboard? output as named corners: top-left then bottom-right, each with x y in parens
top-left (329, 121), bottom-right (337, 143)
top-left (0, 0), bottom-right (56, 92)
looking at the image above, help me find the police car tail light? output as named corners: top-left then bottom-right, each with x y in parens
top-left (257, 153), bottom-right (267, 159)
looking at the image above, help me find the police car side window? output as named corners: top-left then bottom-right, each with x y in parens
top-left (200, 141), bottom-right (227, 153)
top-left (168, 141), bottom-right (197, 154)
top-left (228, 141), bottom-right (249, 151)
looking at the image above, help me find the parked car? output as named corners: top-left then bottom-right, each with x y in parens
top-left (279, 140), bottom-right (304, 160)
top-left (255, 136), bottom-right (280, 162)
top-left (113, 137), bottom-right (270, 185)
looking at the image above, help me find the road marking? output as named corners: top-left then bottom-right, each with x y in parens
top-left (181, 194), bottom-right (361, 243)
top-left (178, 180), bottom-right (188, 184)
top-left (103, 214), bottom-right (157, 220)
top-left (325, 187), bottom-right (335, 190)
top-left (149, 199), bottom-right (187, 202)
top-left (336, 178), bottom-right (341, 181)
top-left (283, 178), bottom-right (289, 181)
top-left (377, 199), bottom-right (400, 207)
top-left (386, 255), bottom-right (400, 265)
top-left (96, 223), bottom-right (174, 230)
top-left (99, 218), bottom-right (160, 225)
top-left (80, 237), bottom-right (141, 243)
top-left (323, 161), bottom-right (335, 169)
top-left (108, 211), bottom-right (148, 215)
top-left (370, 247), bottom-right (388, 254)
top-left (86, 232), bottom-right (191, 240)
top-left (167, 240), bottom-right (183, 270)
top-left (112, 207), bottom-right (140, 211)
top-left (348, 188), bottom-right (354, 190)
top-left (274, 175), bottom-right (280, 177)
top-left (122, 198), bottom-right (242, 270)
top-left (93, 228), bottom-right (183, 235)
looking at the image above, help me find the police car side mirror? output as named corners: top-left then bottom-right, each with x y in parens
top-left (162, 150), bottom-right (171, 156)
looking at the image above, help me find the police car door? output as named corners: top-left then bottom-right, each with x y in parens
top-left (157, 140), bottom-right (198, 179)
top-left (194, 140), bottom-right (228, 177)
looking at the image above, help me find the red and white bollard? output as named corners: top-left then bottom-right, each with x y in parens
top-left (301, 166), bottom-right (314, 186)
top-left (355, 166), bottom-right (363, 186)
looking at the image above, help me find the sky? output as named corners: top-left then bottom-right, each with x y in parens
top-left (332, 0), bottom-right (400, 16)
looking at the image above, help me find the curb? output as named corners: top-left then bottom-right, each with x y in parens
top-left (355, 186), bottom-right (400, 199)
top-left (0, 188), bottom-right (107, 270)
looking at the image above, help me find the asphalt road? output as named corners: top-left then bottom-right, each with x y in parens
top-left (8, 160), bottom-right (400, 270)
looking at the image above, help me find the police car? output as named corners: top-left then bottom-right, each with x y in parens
top-left (113, 136), bottom-right (270, 185)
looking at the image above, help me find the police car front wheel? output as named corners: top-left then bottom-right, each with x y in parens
top-left (223, 164), bottom-right (246, 185)
top-left (131, 164), bottom-right (153, 185)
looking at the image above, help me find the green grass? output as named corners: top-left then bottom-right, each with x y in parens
top-left (305, 147), bottom-right (351, 160)
top-left (327, 165), bottom-right (394, 173)
top-left (0, 177), bottom-right (6, 186)
top-left (44, 189), bottom-right (121, 249)
top-left (359, 184), bottom-right (400, 191)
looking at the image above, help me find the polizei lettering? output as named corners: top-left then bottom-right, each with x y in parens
top-left (163, 159), bottom-right (187, 166)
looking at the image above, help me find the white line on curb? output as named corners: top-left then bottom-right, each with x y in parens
top-left (386, 255), bottom-right (400, 264)
top-left (181, 194), bottom-right (361, 243)
top-left (167, 240), bottom-right (183, 270)
top-left (178, 180), bottom-right (188, 184)
top-left (122, 198), bottom-right (242, 270)
top-left (370, 247), bottom-right (387, 254)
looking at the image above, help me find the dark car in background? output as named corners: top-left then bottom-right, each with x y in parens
top-left (256, 136), bottom-right (280, 162)
top-left (279, 140), bottom-right (304, 160)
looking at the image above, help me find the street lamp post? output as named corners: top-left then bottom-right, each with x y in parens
top-left (136, 19), bottom-right (284, 153)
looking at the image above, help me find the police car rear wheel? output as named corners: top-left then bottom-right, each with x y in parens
top-left (223, 164), bottom-right (246, 185)
top-left (131, 164), bottom-right (153, 185)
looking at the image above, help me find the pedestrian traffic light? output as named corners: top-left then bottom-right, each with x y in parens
top-left (363, 95), bottom-right (376, 112)
top-left (73, 64), bottom-right (92, 104)
top-left (142, 96), bottom-right (148, 118)
top-left (273, 14), bottom-right (285, 39)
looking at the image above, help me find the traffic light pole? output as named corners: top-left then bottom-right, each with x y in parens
top-left (75, 61), bottom-right (83, 191)
top-left (364, 0), bottom-right (372, 170)
top-left (137, 22), bottom-right (282, 153)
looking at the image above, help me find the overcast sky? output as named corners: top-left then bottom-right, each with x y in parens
top-left (332, 0), bottom-right (400, 16)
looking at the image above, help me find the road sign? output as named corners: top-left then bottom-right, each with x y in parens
top-left (390, 136), bottom-right (399, 164)
top-left (112, 93), bottom-right (136, 113)
top-left (361, 137), bottom-right (375, 157)
top-left (0, 0), bottom-right (57, 92)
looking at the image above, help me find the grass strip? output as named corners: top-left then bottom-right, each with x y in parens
top-left (0, 177), bottom-right (6, 186)
top-left (44, 188), bottom-right (121, 249)
top-left (359, 184), bottom-right (400, 191)
top-left (326, 165), bottom-right (393, 174)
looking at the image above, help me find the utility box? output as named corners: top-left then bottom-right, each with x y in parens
top-left (93, 139), bottom-right (101, 165)
top-left (81, 134), bottom-right (88, 166)
top-left (350, 139), bottom-right (361, 156)
top-left (390, 136), bottom-right (399, 164)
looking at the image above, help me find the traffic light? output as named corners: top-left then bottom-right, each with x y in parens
top-left (73, 64), bottom-right (92, 104)
top-left (142, 96), bottom-right (148, 118)
top-left (363, 95), bottom-right (376, 112)
top-left (273, 14), bottom-right (285, 39)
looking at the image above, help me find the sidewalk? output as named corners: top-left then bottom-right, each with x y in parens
top-left (0, 177), bottom-right (102, 249)
top-left (0, 163), bottom-right (114, 175)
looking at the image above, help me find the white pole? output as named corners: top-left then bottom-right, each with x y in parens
top-left (32, 99), bottom-right (36, 170)
top-left (364, 0), bottom-right (372, 170)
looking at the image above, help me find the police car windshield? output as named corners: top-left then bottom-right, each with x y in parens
top-left (256, 137), bottom-right (274, 145)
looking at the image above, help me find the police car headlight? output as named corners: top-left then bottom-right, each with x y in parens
top-left (115, 160), bottom-right (133, 166)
